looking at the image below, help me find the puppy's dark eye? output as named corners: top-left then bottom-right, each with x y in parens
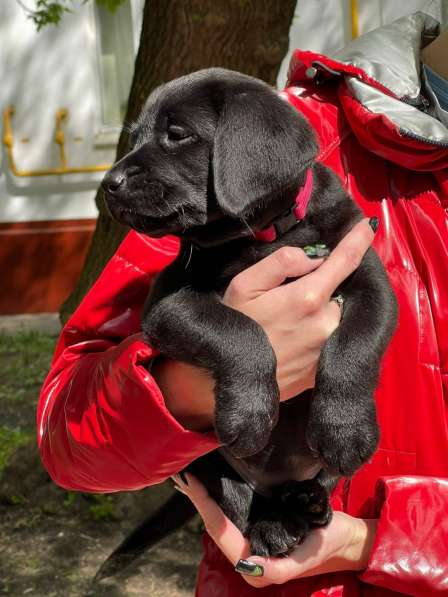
top-left (167, 124), bottom-right (193, 142)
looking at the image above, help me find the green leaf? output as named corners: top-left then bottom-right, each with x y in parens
top-left (30, 1), bottom-right (73, 31)
top-left (95, 0), bottom-right (127, 12)
top-left (18, 0), bottom-right (127, 31)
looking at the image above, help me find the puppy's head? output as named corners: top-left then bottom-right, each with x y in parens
top-left (102, 68), bottom-right (318, 240)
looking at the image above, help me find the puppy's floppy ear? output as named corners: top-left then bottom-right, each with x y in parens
top-left (213, 89), bottom-right (318, 218)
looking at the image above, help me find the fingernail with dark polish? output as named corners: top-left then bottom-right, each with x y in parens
top-left (369, 217), bottom-right (379, 233)
top-left (179, 471), bottom-right (189, 485)
top-left (235, 559), bottom-right (264, 577)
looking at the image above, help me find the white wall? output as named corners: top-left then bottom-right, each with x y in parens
top-left (0, 0), bottom-right (142, 223)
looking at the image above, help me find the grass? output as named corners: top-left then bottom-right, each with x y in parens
top-left (0, 426), bottom-right (34, 472)
top-left (0, 331), bottom-right (56, 472)
top-left (0, 331), bottom-right (56, 403)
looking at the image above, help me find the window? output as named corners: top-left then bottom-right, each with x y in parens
top-left (95, 0), bottom-right (136, 128)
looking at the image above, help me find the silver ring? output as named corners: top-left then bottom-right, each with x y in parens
top-left (330, 294), bottom-right (344, 310)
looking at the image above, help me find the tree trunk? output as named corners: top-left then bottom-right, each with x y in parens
top-left (60, 0), bottom-right (296, 323)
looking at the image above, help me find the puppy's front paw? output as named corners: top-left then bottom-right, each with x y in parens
top-left (215, 382), bottom-right (279, 459)
top-left (307, 404), bottom-right (379, 476)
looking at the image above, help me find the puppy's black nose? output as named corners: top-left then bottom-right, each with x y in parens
top-left (102, 171), bottom-right (125, 195)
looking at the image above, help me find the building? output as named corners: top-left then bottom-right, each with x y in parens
top-left (1, 0), bottom-right (446, 315)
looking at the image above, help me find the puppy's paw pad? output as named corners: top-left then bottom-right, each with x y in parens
top-left (248, 517), bottom-right (307, 557)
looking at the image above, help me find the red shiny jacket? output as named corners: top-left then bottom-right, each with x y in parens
top-left (38, 13), bottom-right (448, 597)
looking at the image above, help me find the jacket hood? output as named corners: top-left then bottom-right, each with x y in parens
top-left (287, 12), bottom-right (448, 170)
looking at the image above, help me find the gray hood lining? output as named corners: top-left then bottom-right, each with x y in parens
top-left (331, 12), bottom-right (448, 145)
top-left (346, 77), bottom-right (448, 145)
top-left (333, 12), bottom-right (440, 99)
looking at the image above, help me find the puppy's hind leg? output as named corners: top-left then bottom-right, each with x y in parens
top-left (187, 450), bottom-right (261, 540)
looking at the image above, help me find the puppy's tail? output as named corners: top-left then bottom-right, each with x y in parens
top-left (93, 491), bottom-right (197, 583)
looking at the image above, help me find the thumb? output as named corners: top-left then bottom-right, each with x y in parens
top-left (172, 473), bottom-right (250, 565)
top-left (225, 246), bottom-right (327, 304)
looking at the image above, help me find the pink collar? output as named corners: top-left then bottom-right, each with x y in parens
top-left (254, 168), bottom-right (314, 242)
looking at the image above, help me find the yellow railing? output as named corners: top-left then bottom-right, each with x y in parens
top-left (2, 106), bottom-right (111, 177)
top-left (351, 0), bottom-right (359, 39)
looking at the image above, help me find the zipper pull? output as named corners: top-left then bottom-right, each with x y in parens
top-left (420, 95), bottom-right (430, 113)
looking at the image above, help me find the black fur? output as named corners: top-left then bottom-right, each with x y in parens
top-left (100, 68), bottom-right (397, 569)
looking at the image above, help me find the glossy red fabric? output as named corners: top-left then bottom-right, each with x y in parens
top-left (38, 47), bottom-right (448, 596)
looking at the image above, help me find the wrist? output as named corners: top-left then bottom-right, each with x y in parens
top-left (344, 517), bottom-right (378, 571)
top-left (152, 358), bottom-right (215, 433)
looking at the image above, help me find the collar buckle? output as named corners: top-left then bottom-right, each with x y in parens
top-left (254, 168), bottom-right (314, 243)
top-left (274, 208), bottom-right (301, 236)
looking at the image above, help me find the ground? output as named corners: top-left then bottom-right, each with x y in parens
top-left (0, 331), bottom-right (203, 596)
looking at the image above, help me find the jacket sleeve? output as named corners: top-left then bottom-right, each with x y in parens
top-left (37, 231), bottom-right (219, 493)
top-left (360, 476), bottom-right (448, 596)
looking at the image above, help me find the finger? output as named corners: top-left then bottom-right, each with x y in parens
top-left (238, 554), bottom-right (300, 586)
top-left (175, 473), bottom-right (250, 566)
top-left (240, 533), bottom-right (323, 585)
top-left (292, 218), bottom-right (375, 301)
top-left (297, 301), bottom-right (342, 349)
top-left (224, 247), bottom-right (325, 303)
top-left (319, 299), bottom-right (343, 339)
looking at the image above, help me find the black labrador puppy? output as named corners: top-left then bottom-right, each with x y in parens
top-left (101, 68), bottom-right (397, 560)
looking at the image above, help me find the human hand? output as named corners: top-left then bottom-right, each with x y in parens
top-left (172, 472), bottom-right (378, 588)
top-left (223, 217), bottom-right (376, 400)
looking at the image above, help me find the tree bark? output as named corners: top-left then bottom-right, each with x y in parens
top-left (60, 0), bottom-right (296, 323)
